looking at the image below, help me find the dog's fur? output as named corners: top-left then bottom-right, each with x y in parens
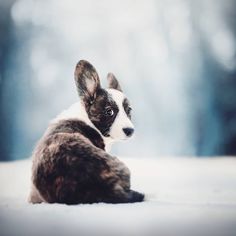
top-left (28, 60), bottom-right (144, 204)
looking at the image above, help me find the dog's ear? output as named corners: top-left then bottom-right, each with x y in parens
top-left (74, 60), bottom-right (101, 104)
top-left (107, 73), bottom-right (122, 92)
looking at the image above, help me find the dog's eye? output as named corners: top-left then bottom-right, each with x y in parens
top-left (127, 107), bottom-right (132, 114)
top-left (105, 108), bottom-right (114, 116)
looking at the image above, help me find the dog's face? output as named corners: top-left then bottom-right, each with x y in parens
top-left (74, 60), bottom-right (134, 141)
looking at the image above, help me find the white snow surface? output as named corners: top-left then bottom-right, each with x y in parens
top-left (0, 157), bottom-right (236, 236)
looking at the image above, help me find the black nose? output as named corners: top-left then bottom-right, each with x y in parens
top-left (123, 128), bottom-right (134, 137)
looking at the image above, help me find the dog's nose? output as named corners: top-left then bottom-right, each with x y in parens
top-left (123, 128), bottom-right (134, 137)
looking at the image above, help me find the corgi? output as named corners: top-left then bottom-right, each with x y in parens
top-left (28, 60), bottom-right (144, 204)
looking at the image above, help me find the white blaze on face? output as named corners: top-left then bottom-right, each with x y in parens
top-left (106, 89), bottom-right (134, 141)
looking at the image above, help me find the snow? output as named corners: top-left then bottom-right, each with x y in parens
top-left (0, 157), bottom-right (236, 236)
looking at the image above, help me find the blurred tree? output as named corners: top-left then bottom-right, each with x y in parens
top-left (0, 0), bottom-right (236, 160)
top-left (0, 0), bottom-right (16, 161)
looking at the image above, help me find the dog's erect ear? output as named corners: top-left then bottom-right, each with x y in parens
top-left (107, 73), bottom-right (122, 92)
top-left (74, 60), bottom-right (101, 104)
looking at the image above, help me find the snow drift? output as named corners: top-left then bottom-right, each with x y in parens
top-left (0, 157), bottom-right (236, 236)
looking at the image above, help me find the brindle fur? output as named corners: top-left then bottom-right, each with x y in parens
top-left (29, 60), bottom-right (144, 204)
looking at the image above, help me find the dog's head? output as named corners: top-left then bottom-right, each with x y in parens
top-left (74, 60), bottom-right (134, 141)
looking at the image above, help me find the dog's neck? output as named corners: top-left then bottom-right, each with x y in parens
top-left (52, 101), bottom-right (115, 152)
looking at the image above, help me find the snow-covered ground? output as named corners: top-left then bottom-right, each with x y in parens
top-left (0, 157), bottom-right (236, 236)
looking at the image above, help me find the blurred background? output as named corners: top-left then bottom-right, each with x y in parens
top-left (0, 0), bottom-right (236, 160)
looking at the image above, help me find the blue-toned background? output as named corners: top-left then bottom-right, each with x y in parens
top-left (1, 0), bottom-right (236, 160)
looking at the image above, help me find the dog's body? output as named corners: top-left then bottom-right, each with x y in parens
top-left (29, 60), bottom-right (144, 204)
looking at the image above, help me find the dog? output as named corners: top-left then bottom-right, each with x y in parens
top-left (28, 60), bottom-right (144, 204)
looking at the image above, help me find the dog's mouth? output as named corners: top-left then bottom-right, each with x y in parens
top-left (103, 130), bottom-right (134, 140)
top-left (109, 135), bottom-right (130, 141)
top-left (121, 136), bottom-right (132, 141)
